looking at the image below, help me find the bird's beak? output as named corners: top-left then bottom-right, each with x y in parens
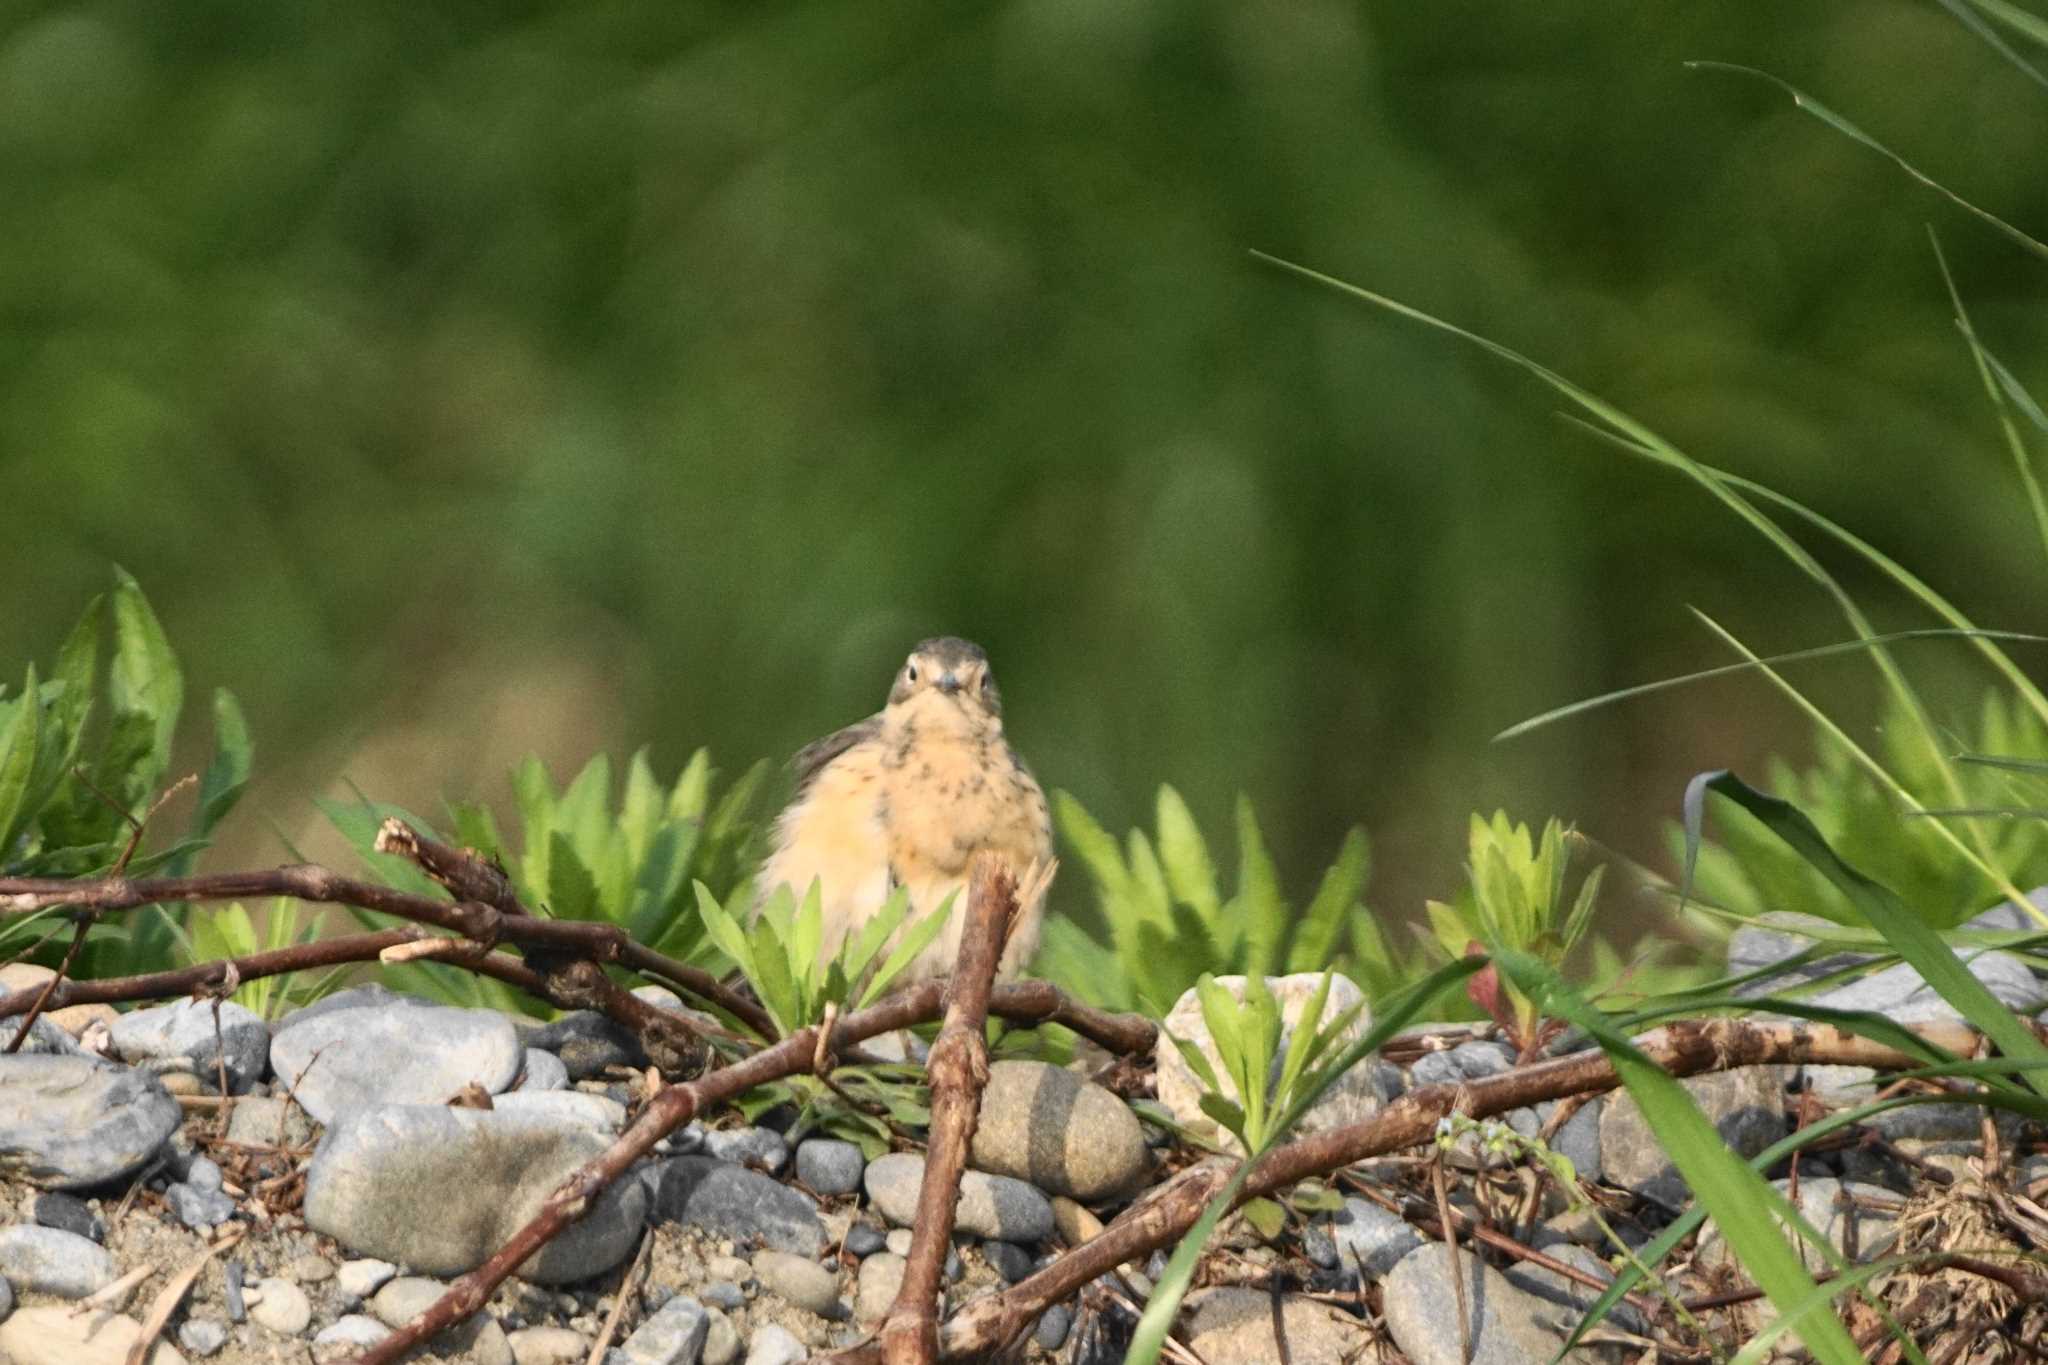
top-left (935, 672), bottom-right (962, 695)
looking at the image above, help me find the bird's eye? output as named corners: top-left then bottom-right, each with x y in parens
top-left (905, 663), bottom-right (918, 683)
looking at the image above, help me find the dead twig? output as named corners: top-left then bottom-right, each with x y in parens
top-left (875, 855), bottom-right (1017, 1365)
top-left (585, 1228), bottom-right (656, 1365)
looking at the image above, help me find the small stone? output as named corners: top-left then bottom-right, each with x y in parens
top-left (884, 1229), bottom-right (913, 1258)
top-left (1536, 1096), bottom-right (1603, 1185)
top-left (1050, 1195), bottom-right (1102, 1246)
top-left (249, 1277), bottom-right (313, 1335)
top-left (0, 1225), bottom-right (116, 1298)
top-left (982, 1240), bottom-right (1032, 1283)
top-left (1697, 1178), bottom-right (1904, 1268)
top-left (525, 1011), bottom-right (646, 1080)
top-left (794, 1139), bottom-right (864, 1196)
top-left (336, 1259), bottom-right (398, 1298)
top-left (705, 1127), bottom-right (789, 1174)
top-left (312, 1314), bottom-right (392, 1357)
top-left (109, 999), bottom-right (270, 1094)
top-left (166, 1183), bottom-right (237, 1230)
top-left (1327, 1198), bottom-right (1422, 1280)
top-left (177, 1318), bottom-right (228, 1357)
top-left (1381, 1245), bottom-right (1571, 1364)
top-left (864, 1153), bottom-right (1054, 1242)
top-left (0, 1273), bottom-right (12, 1321)
top-left (507, 1325), bottom-right (588, 1365)
top-left (474, 1317), bottom-right (516, 1365)
top-left (647, 1156), bottom-right (826, 1257)
top-left (32, 1191), bottom-right (105, 1242)
top-left (744, 1323), bottom-right (807, 1365)
top-left (703, 1281), bottom-right (745, 1310)
top-left (224, 1096), bottom-right (315, 1149)
top-left (0, 1305), bottom-right (190, 1365)
top-left (1601, 1067), bottom-right (1788, 1206)
top-left (1155, 973), bottom-right (1387, 1152)
top-left (271, 1001), bottom-right (523, 1123)
top-left (752, 1250), bottom-right (843, 1319)
top-left (0, 1055), bottom-right (182, 1189)
top-left (702, 1308), bottom-right (741, 1365)
top-left (1503, 1242), bottom-right (1647, 1336)
top-left (855, 1253), bottom-right (906, 1325)
top-left (494, 1090), bottom-right (629, 1134)
top-left (843, 1223), bottom-right (886, 1257)
top-left (369, 1276), bottom-right (447, 1328)
top-left (1033, 1303), bottom-right (1073, 1350)
top-left (1182, 1287), bottom-right (1370, 1364)
top-left (516, 1048), bottom-right (569, 1093)
top-left (304, 1104), bottom-right (648, 1283)
top-left (1302, 1227), bottom-right (1338, 1269)
top-left (618, 1294), bottom-right (709, 1364)
top-left (632, 985), bottom-right (685, 1011)
top-left (968, 1060), bottom-right (1150, 1200)
top-left (185, 1157), bottom-right (224, 1193)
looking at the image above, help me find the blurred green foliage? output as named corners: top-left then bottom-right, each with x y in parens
top-left (6, 1), bottom-right (2048, 937)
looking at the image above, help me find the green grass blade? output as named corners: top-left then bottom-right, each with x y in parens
top-left (1934, 0), bottom-right (2048, 89)
top-left (1965, 0), bottom-right (2048, 51)
top-left (1686, 771), bottom-right (2048, 1095)
top-left (1685, 63), bottom-right (2048, 263)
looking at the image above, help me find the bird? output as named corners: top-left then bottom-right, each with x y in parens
top-left (755, 636), bottom-right (1053, 982)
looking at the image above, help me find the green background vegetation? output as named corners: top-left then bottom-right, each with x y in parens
top-left (6, 0), bottom-right (2047, 929)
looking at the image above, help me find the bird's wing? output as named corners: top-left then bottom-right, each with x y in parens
top-left (789, 714), bottom-right (883, 796)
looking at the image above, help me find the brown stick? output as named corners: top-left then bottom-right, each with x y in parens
top-left (3, 911), bottom-right (90, 1052)
top-left (826, 1014), bottom-right (2038, 1362)
top-left (878, 856), bottom-right (1015, 1365)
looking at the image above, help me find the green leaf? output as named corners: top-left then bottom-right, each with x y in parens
top-left (108, 569), bottom-right (183, 782)
top-left (1685, 770), bottom-right (2048, 1097)
top-left (842, 884), bottom-right (913, 985)
top-left (0, 663), bottom-right (41, 856)
top-left (1155, 785), bottom-right (1221, 925)
top-left (1231, 795), bottom-right (1287, 978)
top-left (694, 882), bottom-right (758, 984)
top-left (1239, 1197), bottom-right (1286, 1241)
top-left (168, 689), bottom-right (253, 875)
top-left (546, 831), bottom-right (600, 920)
top-left (861, 893), bottom-right (955, 1007)
top-left (1288, 828), bottom-right (1370, 973)
top-left (668, 748), bottom-right (713, 821)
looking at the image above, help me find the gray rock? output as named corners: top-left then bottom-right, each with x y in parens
top-left (250, 1277), bottom-right (312, 1335)
top-left (968, 1060), bottom-right (1149, 1201)
top-left (1601, 1066), bottom-right (1788, 1206)
top-left (507, 1325), bottom-right (589, 1365)
top-left (0, 1225), bottom-right (115, 1298)
top-left (178, 1317), bottom-right (228, 1356)
top-left (744, 1323), bottom-right (806, 1365)
top-left (517, 1048), bottom-right (569, 1093)
top-left (525, 1011), bottom-right (645, 1080)
top-left (884, 1229), bottom-right (913, 1257)
top-left (186, 1156), bottom-right (224, 1192)
top-left (336, 1258), bottom-right (398, 1297)
top-left (1503, 1241), bottom-right (1647, 1336)
top-left (1697, 1178), bottom-right (1904, 1268)
top-left (493, 1090), bottom-right (629, 1135)
top-left (368, 1276), bottom-right (446, 1328)
top-left (10, 1017), bottom-right (85, 1056)
top-left (843, 1223), bottom-right (885, 1257)
top-left (1727, 912), bottom-right (1874, 982)
top-left (1155, 973), bottom-right (1386, 1153)
top-left (617, 1294), bottom-right (709, 1365)
top-left (632, 986), bottom-right (685, 1011)
top-left (1381, 1245), bottom-right (1570, 1364)
top-left (0, 1054), bottom-right (182, 1189)
top-left (1302, 1227), bottom-right (1338, 1269)
top-left (701, 1309), bottom-right (740, 1365)
top-left (270, 1001), bottom-right (522, 1124)
top-left (0, 1273), bottom-right (13, 1321)
top-left (794, 1139), bottom-right (864, 1197)
top-left (1538, 1096), bottom-right (1602, 1185)
top-left (312, 1314), bottom-right (392, 1354)
top-left (109, 998), bottom-right (270, 1094)
top-left (303, 1103), bottom-right (647, 1284)
top-left (224, 1095), bottom-right (315, 1149)
top-left (703, 1126), bottom-right (789, 1174)
top-left (854, 1253), bottom-right (905, 1325)
top-left (1805, 952), bottom-right (2044, 1023)
top-left (703, 1281), bottom-right (746, 1310)
top-left (982, 1240), bottom-right (1032, 1283)
top-left (280, 983), bottom-right (406, 1026)
top-left (1181, 1287), bottom-right (1370, 1364)
top-left (1328, 1197), bottom-right (1422, 1280)
top-left (648, 1156), bottom-right (826, 1257)
top-left (166, 1181), bottom-right (238, 1230)
top-left (1034, 1303), bottom-right (1072, 1350)
top-left (864, 1153), bottom-right (1054, 1243)
top-left (751, 1251), bottom-right (842, 1319)
top-left (31, 1192), bottom-right (103, 1242)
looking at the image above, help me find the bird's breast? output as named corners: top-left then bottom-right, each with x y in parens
top-left (880, 728), bottom-right (1048, 880)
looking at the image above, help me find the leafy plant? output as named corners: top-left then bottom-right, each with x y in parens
top-left (1039, 785), bottom-right (1395, 1014)
top-left (321, 747), bottom-right (767, 1012)
top-left (170, 900), bottom-right (348, 1019)
top-left (0, 572), bottom-right (251, 977)
top-left (693, 879), bottom-right (952, 1040)
top-left (1424, 811), bottom-right (1605, 1056)
top-left (1162, 970), bottom-right (1365, 1157)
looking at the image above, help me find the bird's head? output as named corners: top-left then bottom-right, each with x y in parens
top-left (886, 636), bottom-right (1003, 726)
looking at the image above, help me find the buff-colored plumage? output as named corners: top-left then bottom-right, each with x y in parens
top-left (757, 637), bottom-right (1052, 980)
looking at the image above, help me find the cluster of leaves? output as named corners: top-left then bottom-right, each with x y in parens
top-left (0, 571), bottom-right (251, 978)
top-left (1038, 785), bottom-right (1422, 1015)
top-left (168, 901), bottom-right (340, 1020)
top-left (1425, 811), bottom-right (1605, 1054)
top-left (1682, 689), bottom-right (2048, 931)
top-left (322, 748), bottom-right (767, 1013)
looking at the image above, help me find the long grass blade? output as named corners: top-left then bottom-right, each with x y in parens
top-left (1686, 770), bottom-right (2048, 1093)
top-left (1686, 63), bottom-right (2048, 262)
top-left (1934, 0), bottom-right (2048, 88)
